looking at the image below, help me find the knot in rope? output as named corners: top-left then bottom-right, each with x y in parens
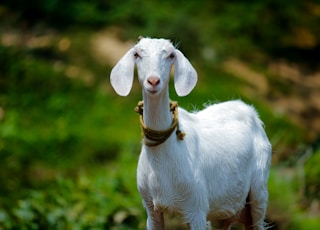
top-left (135, 101), bottom-right (185, 147)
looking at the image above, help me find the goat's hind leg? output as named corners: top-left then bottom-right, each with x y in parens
top-left (248, 186), bottom-right (268, 230)
top-left (218, 201), bottom-right (253, 230)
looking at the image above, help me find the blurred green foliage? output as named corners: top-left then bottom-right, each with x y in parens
top-left (0, 0), bottom-right (320, 229)
top-left (0, 151), bottom-right (144, 229)
top-left (2, 0), bottom-right (320, 60)
top-left (305, 149), bottom-right (320, 200)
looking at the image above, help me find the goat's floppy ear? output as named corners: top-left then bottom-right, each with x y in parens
top-left (110, 48), bottom-right (135, 96)
top-left (174, 49), bottom-right (198, 96)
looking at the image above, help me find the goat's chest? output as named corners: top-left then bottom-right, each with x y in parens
top-left (137, 150), bottom-right (194, 210)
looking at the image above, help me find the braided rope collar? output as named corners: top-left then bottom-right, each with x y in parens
top-left (135, 101), bottom-right (185, 147)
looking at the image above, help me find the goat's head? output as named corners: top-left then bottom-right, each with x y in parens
top-left (110, 38), bottom-right (197, 97)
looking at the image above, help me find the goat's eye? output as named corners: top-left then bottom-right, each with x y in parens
top-left (134, 52), bottom-right (141, 59)
top-left (168, 53), bottom-right (175, 60)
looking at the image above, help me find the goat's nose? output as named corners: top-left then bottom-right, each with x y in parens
top-left (147, 76), bottom-right (160, 87)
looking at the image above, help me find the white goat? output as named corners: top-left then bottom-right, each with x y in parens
top-left (110, 37), bottom-right (271, 230)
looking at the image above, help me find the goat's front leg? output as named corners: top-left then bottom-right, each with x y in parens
top-left (146, 211), bottom-right (164, 230)
top-left (186, 210), bottom-right (207, 230)
top-left (144, 201), bottom-right (164, 230)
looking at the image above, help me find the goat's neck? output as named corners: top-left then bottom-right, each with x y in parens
top-left (142, 88), bottom-right (172, 131)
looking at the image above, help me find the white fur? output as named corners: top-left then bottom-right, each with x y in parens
top-left (110, 38), bottom-right (271, 230)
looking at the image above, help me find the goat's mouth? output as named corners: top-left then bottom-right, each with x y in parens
top-left (144, 86), bottom-right (160, 94)
top-left (146, 88), bottom-right (159, 94)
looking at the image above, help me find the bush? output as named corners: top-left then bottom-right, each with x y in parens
top-left (0, 159), bottom-right (144, 229)
top-left (304, 148), bottom-right (320, 201)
